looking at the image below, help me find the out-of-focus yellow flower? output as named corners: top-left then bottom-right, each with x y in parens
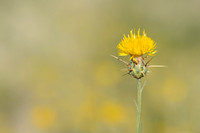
top-left (162, 77), bottom-right (188, 104)
top-left (117, 29), bottom-right (157, 59)
top-left (31, 106), bottom-right (56, 129)
top-left (100, 102), bottom-right (125, 124)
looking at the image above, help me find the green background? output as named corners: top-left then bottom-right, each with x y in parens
top-left (0, 0), bottom-right (200, 133)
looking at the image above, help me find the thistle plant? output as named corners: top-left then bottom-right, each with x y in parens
top-left (112, 29), bottom-right (158, 133)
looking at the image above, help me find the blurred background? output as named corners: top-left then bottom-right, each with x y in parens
top-left (0, 0), bottom-right (200, 133)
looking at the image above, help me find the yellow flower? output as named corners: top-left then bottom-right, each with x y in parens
top-left (100, 101), bottom-right (125, 124)
top-left (31, 106), bottom-right (56, 129)
top-left (117, 29), bottom-right (157, 59)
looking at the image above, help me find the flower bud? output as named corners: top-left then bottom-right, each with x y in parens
top-left (129, 60), bottom-right (148, 79)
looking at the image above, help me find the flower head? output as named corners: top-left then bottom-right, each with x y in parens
top-left (117, 29), bottom-right (157, 60)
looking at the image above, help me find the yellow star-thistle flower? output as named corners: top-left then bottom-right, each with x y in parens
top-left (117, 29), bottom-right (157, 59)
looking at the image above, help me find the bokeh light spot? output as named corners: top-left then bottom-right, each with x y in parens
top-left (30, 106), bottom-right (56, 129)
top-left (162, 76), bottom-right (188, 104)
top-left (100, 101), bottom-right (125, 124)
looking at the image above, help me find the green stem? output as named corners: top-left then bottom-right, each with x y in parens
top-left (137, 79), bottom-right (142, 133)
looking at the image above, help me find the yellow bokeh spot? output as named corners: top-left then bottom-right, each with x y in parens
top-left (31, 106), bottom-right (56, 129)
top-left (95, 61), bottom-right (120, 86)
top-left (77, 92), bottom-right (95, 121)
top-left (100, 101), bottom-right (125, 124)
top-left (162, 77), bottom-right (188, 104)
